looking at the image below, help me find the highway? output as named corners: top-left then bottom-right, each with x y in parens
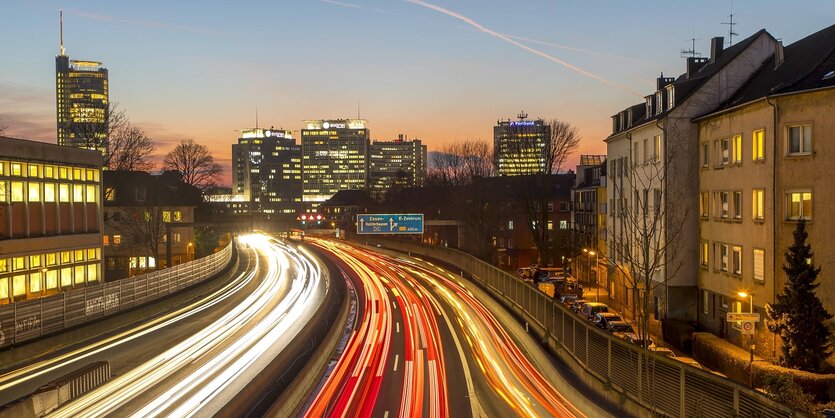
top-left (0, 233), bottom-right (329, 417)
top-left (301, 238), bottom-right (607, 418)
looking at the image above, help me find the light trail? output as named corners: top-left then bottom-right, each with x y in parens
top-left (49, 233), bottom-right (328, 417)
top-left (307, 239), bottom-right (585, 418)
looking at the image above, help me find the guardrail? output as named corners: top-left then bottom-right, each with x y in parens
top-left (0, 241), bottom-right (234, 349)
top-left (357, 237), bottom-right (796, 418)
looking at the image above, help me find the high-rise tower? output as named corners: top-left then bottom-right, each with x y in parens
top-left (56, 10), bottom-right (109, 156)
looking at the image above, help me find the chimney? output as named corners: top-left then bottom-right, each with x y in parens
top-left (710, 36), bottom-right (725, 63)
top-left (656, 73), bottom-right (675, 90)
top-left (686, 57), bottom-right (709, 79)
top-left (774, 40), bottom-right (784, 69)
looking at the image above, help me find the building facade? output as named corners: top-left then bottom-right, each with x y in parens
top-left (369, 134), bottom-right (427, 198)
top-left (103, 171), bottom-right (201, 280)
top-left (694, 24), bottom-right (835, 357)
top-left (605, 33), bottom-right (779, 333)
top-left (301, 119), bottom-right (369, 210)
top-left (571, 155), bottom-right (607, 284)
top-left (55, 15), bottom-right (109, 155)
top-left (494, 114), bottom-right (550, 176)
top-left (0, 136), bottom-right (103, 304)
top-left (232, 127), bottom-right (302, 218)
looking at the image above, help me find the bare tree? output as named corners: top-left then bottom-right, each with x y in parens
top-left (426, 140), bottom-right (494, 186)
top-left (0, 115), bottom-right (7, 135)
top-left (68, 103), bottom-right (127, 156)
top-left (163, 139), bottom-right (222, 192)
top-left (503, 119), bottom-right (581, 266)
top-left (107, 124), bottom-right (156, 171)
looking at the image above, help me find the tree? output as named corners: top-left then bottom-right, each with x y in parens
top-left (107, 123), bottom-right (156, 171)
top-left (426, 140), bottom-right (494, 186)
top-left (163, 139), bottom-right (223, 192)
top-left (0, 115), bottom-right (7, 135)
top-left (766, 219), bottom-right (833, 372)
top-left (69, 102), bottom-right (127, 157)
top-left (502, 119), bottom-right (580, 266)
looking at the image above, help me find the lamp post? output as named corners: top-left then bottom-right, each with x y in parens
top-left (589, 250), bottom-right (599, 302)
top-left (738, 291), bottom-right (755, 387)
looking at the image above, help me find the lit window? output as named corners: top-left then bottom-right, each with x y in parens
top-left (752, 189), bottom-right (764, 220)
top-left (103, 235), bottom-right (110, 246)
top-left (28, 183), bottom-right (40, 202)
top-left (173, 211), bottom-right (182, 221)
top-left (86, 185), bottom-right (97, 202)
top-left (44, 183), bottom-right (56, 202)
top-left (13, 257), bottom-right (25, 271)
top-left (547, 220), bottom-right (553, 230)
top-left (699, 192), bottom-right (709, 218)
top-left (113, 235), bottom-right (122, 245)
top-left (701, 241), bottom-right (709, 266)
top-left (702, 290), bottom-right (709, 315)
top-left (60, 267), bottom-right (72, 287)
top-left (11, 181), bottom-right (24, 202)
top-left (733, 191), bottom-right (742, 219)
top-left (75, 250), bottom-right (84, 262)
top-left (13, 275), bottom-right (26, 296)
top-left (30, 255), bottom-right (41, 268)
top-left (11, 163), bottom-right (23, 176)
top-left (0, 181), bottom-right (6, 203)
top-left (753, 130), bottom-right (765, 161)
top-left (87, 264), bottom-right (98, 282)
top-left (44, 166), bottom-right (55, 179)
top-left (0, 278), bottom-right (7, 300)
top-left (59, 184), bottom-right (70, 202)
top-left (508, 220), bottom-right (514, 230)
top-left (73, 185), bottom-right (84, 202)
top-left (73, 168), bottom-right (82, 180)
top-left (560, 220), bottom-right (568, 229)
top-left (105, 187), bottom-right (115, 201)
top-left (59, 167), bottom-right (68, 179)
top-left (787, 124), bottom-right (812, 155)
top-left (46, 253), bottom-right (57, 266)
top-left (163, 211), bottom-right (172, 223)
top-left (74, 265), bottom-right (85, 284)
top-left (148, 257), bottom-right (156, 268)
top-left (30, 272), bottom-right (42, 293)
top-left (60, 251), bottom-right (71, 264)
top-left (753, 249), bottom-right (765, 282)
top-left (732, 135), bottom-right (742, 163)
top-left (0, 259), bottom-right (6, 273)
top-left (87, 248), bottom-right (97, 260)
top-left (46, 270), bottom-right (58, 289)
top-left (787, 191), bottom-right (812, 220)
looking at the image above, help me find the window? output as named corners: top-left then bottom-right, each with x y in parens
top-left (733, 191), bottom-right (742, 219)
top-left (721, 296), bottom-right (729, 309)
top-left (46, 253), bottom-right (56, 266)
top-left (732, 246), bottom-right (742, 275)
top-left (732, 135), bottom-right (742, 163)
top-left (0, 278), bottom-right (8, 301)
top-left (702, 290), bottom-right (709, 315)
top-left (28, 183), bottom-right (40, 202)
top-left (702, 143), bottom-right (709, 167)
top-left (86, 185), bottom-right (97, 203)
top-left (559, 202), bottom-right (569, 212)
top-left (787, 191), bottom-right (812, 220)
top-left (720, 244), bottom-right (729, 271)
top-left (44, 166), bottom-right (55, 179)
top-left (103, 235), bottom-right (109, 246)
top-left (173, 211), bottom-right (182, 222)
top-left (174, 233), bottom-right (182, 243)
top-left (73, 184), bottom-right (84, 202)
top-left (653, 135), bottom-right (662, 162)
top-left (60, 267), bottom-right (72, 287)
top-left (105, 187), bottom-right (115, 201)
top-left (560, 220), bottom-right (568, 229)
top-left (654, 189), bottom-right (661, 214)
top-left (700, 192), bottom-right (709, 218)
top-left (643, 189), bottom-right (649, 215)
top-left (10, 163), bottom-right (23, 176)
top-left (113, 235), bottom-right (122, 245)
top-left (717, 192), bottom-right (729, 218)
top-left (508, 220), bottom-right (514, 230)
top-left (547, 220), bottom-right (553, 231)
top-left (44, 183), bottom-right (56, 202)
top-left (30, 255), bottom-right (41, 268)
top-left (13, 275), bottom-right (25, 296)
top-left (59, 184), bottom-right (70, 202)
top-left (643, 138), bottom-right (649, 162)
top-left (752, 189), bottom-right (764, 220)
top-left (753, 129), bottom-right (765, 161)
top-left (716, 139), bottom-right (730, 165)
top-left (28, 164), bottom-right (40, 178)
top-left (135, 187), bottom-right (146, 202)
top-left (753, 249), bottom-right (765, 282)
top-left (13, 257), bottom-right (25, 271)
top-left (30, 272), bottom-right (42, 294)
top-left (701, 241), bottom-right (709, 266)
top-left (46, 270), bottom-right (58, 289)
top-left (787, 124), bottom-right (812, 155)
top-left (11, 181), bottom-right (24, 202)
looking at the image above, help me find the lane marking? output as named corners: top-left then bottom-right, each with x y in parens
top-left (393, 354), bottom-right (400, 372)
top-left (383, 411), bottom-right (389, 418)
top-left (396, 322), bottom-right (400, 333)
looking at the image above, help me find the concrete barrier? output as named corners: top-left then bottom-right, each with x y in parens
top-left (0, 361), bottom-right (111, 418)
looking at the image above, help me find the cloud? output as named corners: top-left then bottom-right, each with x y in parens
top-left (66, 9), bottom-right (227, 35)
top-left (319, 0), bottom-right (389, 14)
top-left (404, 0), bottom-right (644, 98)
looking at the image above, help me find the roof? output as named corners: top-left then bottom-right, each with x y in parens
top-left (319, 190), bottom-right (377, 208)
top-left (698, 24), bottom-right (835, 118)
top-left (0, 135), bottom-right (102, 167)
top-left (607, 29), bottom-right (775, 139)
top-left (580, 155), bottom-right (606, 166)
top-left (104, 170), bottom-right (202, 207)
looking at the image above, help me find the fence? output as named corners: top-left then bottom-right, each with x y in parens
top-left (358, 237), bottom-right (795, 418)
top-left (0, 241), bottom-right (234, 350)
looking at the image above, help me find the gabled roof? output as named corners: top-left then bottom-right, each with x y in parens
top-left (104, 170), bottom-right (202, 207)
top-left (698, 24), bottom-right (835, 118)
top-left (319, 190), bottom-right (376, 208)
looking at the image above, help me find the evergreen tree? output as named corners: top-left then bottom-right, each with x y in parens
top-left (766, 219), bottom-right (833, 372)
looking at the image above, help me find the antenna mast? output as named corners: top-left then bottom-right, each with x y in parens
top-left (59, 10), bottom-right (66, 56)
top-left (722, 0), bottom-right (738, 46)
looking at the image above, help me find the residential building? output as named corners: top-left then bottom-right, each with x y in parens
top-left (571, 155), bottom-right (607, 284)
top-left (605, 32), bottom-right (780, 333)
top-left (494, 113), bottom-right (551, 176)
top-left (103, 171), bottom-right (201, 280)
top-left (55, 12), bottom-right (109, 155)
top-left (694, 24), bottom-right (835, 357)
top-left (301, 119), bottom-right (370, 210)
top-left (0, 136), bottom-right (103, 304)
top-left (369, 134), bottom-right (427, 198)
top-left (232, 127), bottom-right (302, 218)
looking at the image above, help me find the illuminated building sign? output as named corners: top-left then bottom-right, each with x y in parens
top-left (510, 121), bottom-right (536, 127)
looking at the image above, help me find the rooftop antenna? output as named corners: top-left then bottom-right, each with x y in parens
top-left (517, 110), bottom-right (528, 120)
top-left (59, 10), bottom-right (66, 56)
top-left (722, 0), bottom-right (738, 46)
top-left (680, 20), bottom-right (702, 58)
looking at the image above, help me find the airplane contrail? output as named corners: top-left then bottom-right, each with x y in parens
top-left (502, 34), bottom-right (654, 66)
top-left (404, 0), bottom-right (644, 98)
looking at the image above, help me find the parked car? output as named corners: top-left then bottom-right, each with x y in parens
top-left (559, 294), bottom-right (579, 305)
top-left (606, 321), bottom-right (635, 334)
top-left (579, 302), bottom-right (609, 321)
top-left (650, 347), bottom-right (676, 358)
top-left (592, 312), bottom-right (622, 329)
top-left (615, 332), bottom-right (655, 349)
top-left (555, 281), bottom-right (584, 298)
top-left (571, 299), bottom-right (588, 314)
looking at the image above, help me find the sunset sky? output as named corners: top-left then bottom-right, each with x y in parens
top-left (1, 0), bottom-right (832, 185)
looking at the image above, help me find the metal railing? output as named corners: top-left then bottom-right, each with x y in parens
top-left (0, 241), bottom-right (234, 349)
top-left (358, 237), bottom-right (795, 418)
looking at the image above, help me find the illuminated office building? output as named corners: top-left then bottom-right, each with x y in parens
top-left (55, 11), bottom-right (109, 155)
top-left (301, 119), bottom-right (370, 210)
top-left (369, 134), bottom-right (427, 196)
top-left (0, 136), bottom-right (103, 305)
top-left (232, 128), bottom-right (302, 216)
top-left (494, 113), bottom-right (551, 176)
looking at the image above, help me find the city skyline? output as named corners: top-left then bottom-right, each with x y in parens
top-left (1, 0), bottom-right (833, 185)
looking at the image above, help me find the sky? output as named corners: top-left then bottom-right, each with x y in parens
top-left (1, 0), bottom-right (832, 185)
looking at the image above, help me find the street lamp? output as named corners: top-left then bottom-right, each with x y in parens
top-left (589, 250), bottom-right (599, 302)
top-left (738, 291), bottom-right (755, 387)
